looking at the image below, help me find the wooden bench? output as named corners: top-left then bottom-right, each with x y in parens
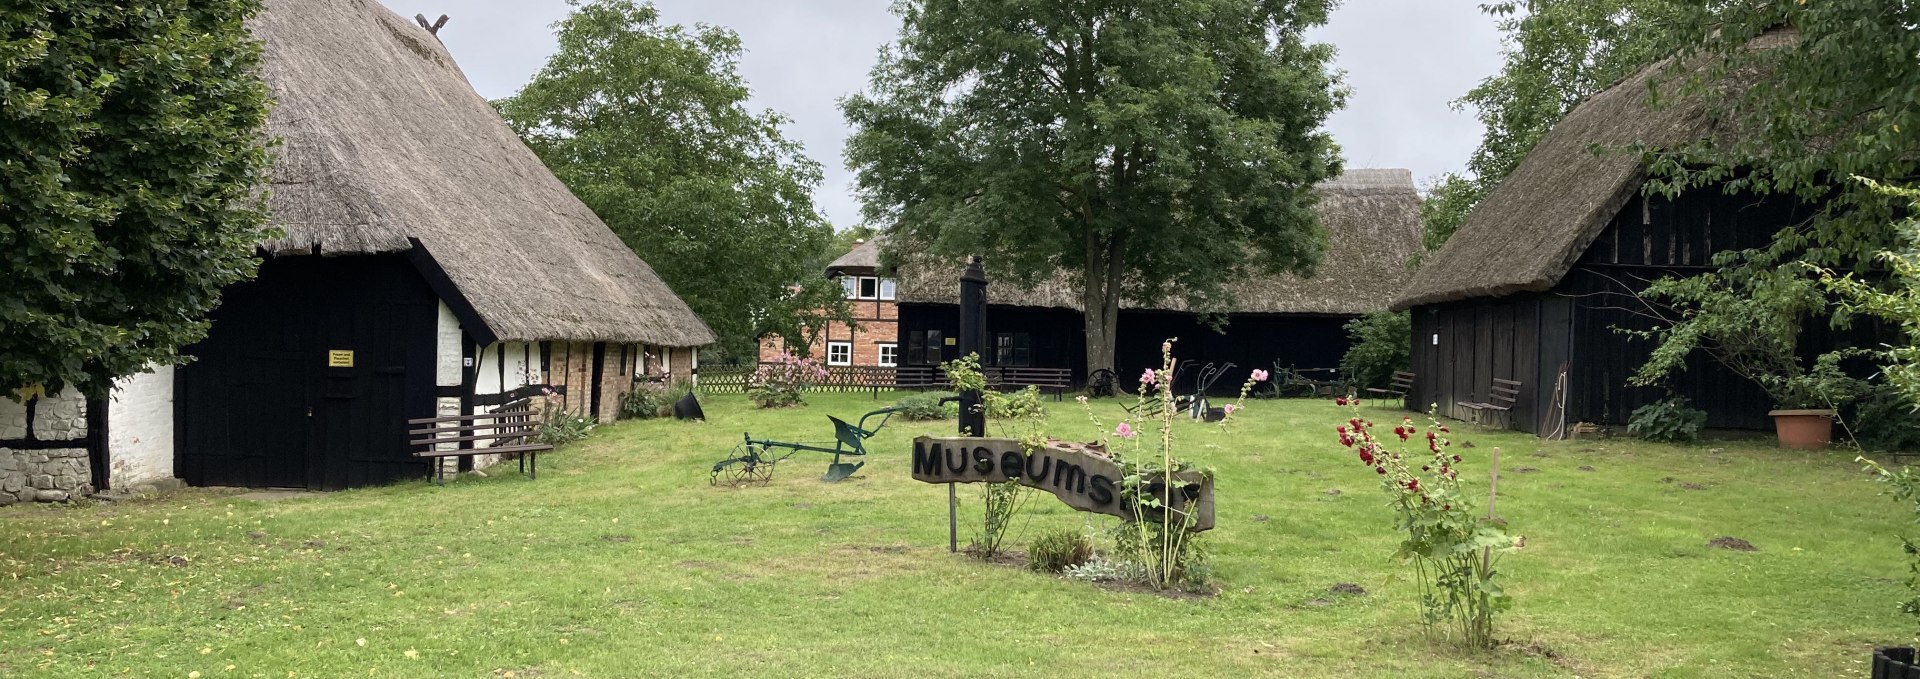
top-left (988, 367), bottom-right (1073, 400)
top-left (408, 404), bottom-right (551, 483)
top-left (1365, 371), bottom-right (1416, 400)
top-left (1457, 378), bottom-right (1522, 424)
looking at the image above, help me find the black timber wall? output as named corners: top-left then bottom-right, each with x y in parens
top-left (1409, 297), bottom-right (1550, 434)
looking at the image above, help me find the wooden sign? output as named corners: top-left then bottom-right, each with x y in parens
top-left (911, 436), bottom-right (1214, 532)
top-left (327, 350), bottom-right (354, 368)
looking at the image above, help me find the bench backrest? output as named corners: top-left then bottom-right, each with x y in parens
top-left (407, 407), bottom-right (539, 450)
top-left (1489, 378), bottom-right (1522, 407)
top-left (1390, 371), bottom-right (1416, 390)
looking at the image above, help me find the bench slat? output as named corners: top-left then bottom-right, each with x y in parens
top-left (415, 443), bottom-right (552, 459)
top-left (407, 411), bottom-right (534, 425)
top-left (409, 431), bottom-right (536, 446)
top-left (408, 420), bottom-right (537, 436)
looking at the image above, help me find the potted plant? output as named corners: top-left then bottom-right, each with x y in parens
top-left (1757, 353), bottom-right (1864, 450)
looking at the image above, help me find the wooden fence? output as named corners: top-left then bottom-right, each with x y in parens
top-left (699, 364), bottom-right (1070, 399)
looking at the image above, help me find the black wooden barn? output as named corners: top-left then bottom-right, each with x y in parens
top-left (893, 169), bottom-right (1425, 391)
top-left (171, 0), bottom-right (714, 490)
top-left (1392, 29), bottom-right (1852, 435)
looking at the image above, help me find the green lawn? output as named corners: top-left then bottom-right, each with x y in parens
top-left (0, 393), bottom-right (1911, 677)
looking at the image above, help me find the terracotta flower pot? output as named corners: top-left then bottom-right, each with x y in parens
top-left (1769, 409), bottom-right (1835, 450)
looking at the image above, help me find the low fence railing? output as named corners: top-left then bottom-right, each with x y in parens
top-left (698, 364), bottom-right (1069, 398)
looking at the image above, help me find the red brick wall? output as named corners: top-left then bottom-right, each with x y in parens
top-left (760, 297), bottom-right (899, 368)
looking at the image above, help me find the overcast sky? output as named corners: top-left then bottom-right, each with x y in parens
top-left (379, 0), bottom-right (1507, 229)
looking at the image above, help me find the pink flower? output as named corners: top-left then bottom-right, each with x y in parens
top-left (1115, 422), bottom-right (1138, 440)
top-left (1140, 369), bottom-right (1157, 386)
top-left (1250, 369), bottom-right (1270, 382)
top-left (1223, 404), bottom-right (1238, 415)
top-left (1161, 341), bottom-right (1173, 353)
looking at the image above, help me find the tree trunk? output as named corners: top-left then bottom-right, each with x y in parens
top-left (1083, 233), bottom-right (1125, 378)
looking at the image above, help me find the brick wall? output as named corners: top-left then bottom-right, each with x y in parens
top-left (760, 297), bottom-right (900, 368)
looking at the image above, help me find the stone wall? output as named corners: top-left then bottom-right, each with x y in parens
top-left (0, 387), bottom-right (94, 506)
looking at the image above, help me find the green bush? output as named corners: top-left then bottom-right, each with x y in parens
top-left (1627, 397), bottom-right (1708, 443)
top-left (894, 392), bottom-right (956, 420)
top-left (536, 403), bottom-right (596, 446)
top-left (1853, 386), bottom-right (1920, 453)
top-left (1027, 529), bottom-right (1094, 574)
top-left (1340, 311), bottom-right (1411, 389)
top-left (618, 383), bottom-right (669, 420)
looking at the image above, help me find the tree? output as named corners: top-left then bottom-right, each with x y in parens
top-left (843, 0), bottom-right (1346, 375)
top-left (0, 1), bottom-right (273, 397)
top-left (496, 0), bottom-right (846, 359)
top-left (1422, 0), bottom-right (1689, 246)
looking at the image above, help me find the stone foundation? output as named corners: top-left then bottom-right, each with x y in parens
top-left (0, 447), bottom-right (93, 505)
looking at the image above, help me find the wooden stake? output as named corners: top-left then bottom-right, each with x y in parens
top-left (948, 482), bottom-right (958, 553)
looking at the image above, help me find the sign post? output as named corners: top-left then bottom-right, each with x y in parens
top-left (949, 256), bottom-right (990, 552)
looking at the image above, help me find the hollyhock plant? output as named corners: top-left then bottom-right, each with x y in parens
top-left (746, 350), bottom-right (822, 408)
top-left (1335, 400), bottom-right (1521, 649)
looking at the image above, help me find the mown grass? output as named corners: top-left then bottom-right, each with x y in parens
top-left (0, 392), bottom-right (1912, 677)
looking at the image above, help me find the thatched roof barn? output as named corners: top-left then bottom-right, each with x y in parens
top-left (1394, 30), bottom-right (1796, 311)
top-left (257, 0), bottom-right (713, 348)
top-left (1388, 29), bottom-right (1832, 437)
top-left (164, 0), bottom-right (715, 492)
top-left (895, 169), bottom-right (1423, 314)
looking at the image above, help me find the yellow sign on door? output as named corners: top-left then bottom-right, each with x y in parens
top-left (327, 350), bottom-right (354, 367)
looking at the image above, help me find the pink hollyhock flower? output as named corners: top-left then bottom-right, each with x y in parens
top-left (1250, 368), bottom-right (1270, 382)
top-left (1140, 369), bottom-right (1157, 386)
top-left (1115, 422), bottom-right (1138, 440)
top-left (1223, 404), bottom-right (1238, 415)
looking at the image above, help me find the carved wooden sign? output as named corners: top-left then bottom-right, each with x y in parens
top-left (911, 436), bottom-right (1214, 532)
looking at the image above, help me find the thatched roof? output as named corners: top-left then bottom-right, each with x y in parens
top-left (827, 239), bottom-right (880, 276)
top-left (254, 0), bottom-right (715, 347)
top-left (1391, 30), bottom-right (1795, 310)
top-left (892, 169), bottom-right (1423, 315)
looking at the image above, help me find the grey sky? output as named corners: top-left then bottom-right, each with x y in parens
top-left (380, 0), bottom-right (1506, 229)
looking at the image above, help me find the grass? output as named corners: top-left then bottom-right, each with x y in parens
top-left (0, 392), bottom-right (1912, 677)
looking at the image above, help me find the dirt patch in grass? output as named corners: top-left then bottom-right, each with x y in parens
top-left (1708, 536), bottom-right (1758, 552)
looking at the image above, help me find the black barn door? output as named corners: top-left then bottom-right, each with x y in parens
top-left (177, 254), bottom-right (437, 490)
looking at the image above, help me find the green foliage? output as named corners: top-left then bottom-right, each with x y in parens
top-left (892, 392), bottom-right (955, 421)
top-left (843, 0), bottom-right (1346, 374)
top-left (941, 353), bottom-right (1047, 560)
top-left (536, 402), bottom-right (596, 446)
top-left (495, 0), bottom-right (848, 358)
top-left (1339, 311), bottom-right (1410, 390)
top-left (1824, 179), bottom-right (1920, 413)
top-left (1419, 173), bottom-right (1478, 253)
top-left (1337, 407), bottom-right (1519, 649)
top-left (618, 383), bottom-right (670, 420)
top-left (1, 0), bottom-right (274, 396)
top-left (1861, 456), bottom-right (1920, 629)
top-left (1027, 529), bottom-right (1095, 574)
top-left (1627, 397), bottom-right (1707, 444)
top-left (1626, 262), bottom-right (1864, 410)
top-left (1852, 387), bottom-right (1920, 454)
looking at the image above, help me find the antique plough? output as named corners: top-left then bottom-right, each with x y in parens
top-left (710, 406), bottom-right (904, 486)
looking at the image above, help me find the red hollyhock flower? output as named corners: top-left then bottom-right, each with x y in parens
top-left (1452, 454), bottom-right (1462, 463)
top-left (1405, 479), bottom-right (1420, 492)
top-left (1394, 426), bottom-right (1408, 441)
top-left (1358, 449), bottom-right (1374, 465)
top-left (1336, 425), bottom-right (1347, 434)
top-left (1335, 396), bottom-right (1348, 406)
top-left (1375, 466), bottom-right (1387, 475)
top-left (1339, 435), bottom-right (1354, 447)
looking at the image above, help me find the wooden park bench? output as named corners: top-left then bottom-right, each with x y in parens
top-left (1365, 371), bottom-right (1416, 401)
top-left (1456, 378), bottom-right (1521, 425)
top-left (988, 367), bottom-right (1073, 400)
top-left (408, 402), bottom-right (550, 484)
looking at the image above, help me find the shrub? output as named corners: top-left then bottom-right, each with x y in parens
top-left (747, 351), bottom-right (825, 408)
top-left (894, 392), bottom-right (957, 420)
top-left (1027, 529), bottom-right (1095, 573)
top-left (1854, 386), bottom-right (1920, 453)
top-left (536, 402), bottom-right (596, 446)
top-left (1336, 405), bottom-right (1520, 649)
top-left (1340, 311), bottom-right (1411, 390)
top-left (1627, 397), bottom-right (1708, 443)
top-left (618, 382), bottom-right (670, 420)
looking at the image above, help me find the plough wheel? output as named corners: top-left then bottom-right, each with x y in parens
top-left (713, 442), bottom-right (776, 487)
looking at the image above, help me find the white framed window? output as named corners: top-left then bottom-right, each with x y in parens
top-left (827, 341), bottom-right (853, 366)
top-left (857, 276), bottom-right (879, 300)
top-left (878, 278), bottom-right (897, 300)
top-left (876, 343), bottom-right (898, 367)
top-left (841, 277), bottom-right (859, 299)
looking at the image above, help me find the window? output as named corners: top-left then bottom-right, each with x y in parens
top-left (857, 276), bottom-right (879, 299)
top-left (993, 332), bottom-right (1032, 367)
top-left (827, 341), bottom-right (852, 366)
top-left (878, 278), bottom-right (897, 300)
top-left (907, 330), bottom-right (943, 365)
top-left (841, 277), bottom-right (859, 299)
top-left (876, 343), bottom-right (898, 367)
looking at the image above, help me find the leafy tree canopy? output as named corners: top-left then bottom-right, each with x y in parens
top-left (843, 0), bottom-right (1346, 373)
top-left (0, 0), bottom-right (273, 397)
top-left (497, 0), bottom-right (846, 360)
